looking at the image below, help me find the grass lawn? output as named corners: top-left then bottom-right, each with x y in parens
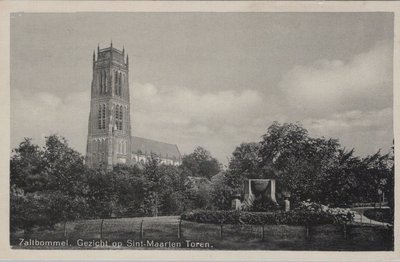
top-left (363, 208), bottom-right (393, 224)
top-left (10, 216), bottom-right (393, 251)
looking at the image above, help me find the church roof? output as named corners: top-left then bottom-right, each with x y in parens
top-left (131, 136), bottom-right (182, 160)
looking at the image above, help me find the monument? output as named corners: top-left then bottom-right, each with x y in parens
top-left (232, 179), bottom-right (279, 211)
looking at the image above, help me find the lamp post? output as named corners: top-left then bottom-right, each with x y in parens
top-left (231, 193), bottom-right (241, 210)
top-left (378, 189), bottom-right (383, 209)
top-left (282, 189), bottom-right (291, 212)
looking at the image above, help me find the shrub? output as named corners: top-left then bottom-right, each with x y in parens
top-left (296, 201), bottom-right (354, 224)
top-left (248, 197), bottom-right (280, 212)
top-left (181, 203), bottom-right (354, 226)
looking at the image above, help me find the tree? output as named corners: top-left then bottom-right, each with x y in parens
top-left (321, 148), bottom-right (361, 206)
top-left (181, 146), bottom-right (222, 179)
top-left (10, 135), bottom-right (88, 232)
top-left (111, 164), bottom-right (147, 217)
top-left (157, 164), bottom-right (190, 215)
top-left (85, 168), bottom-right (117, 218)
top-left (229, 142), bottom-right (262, 179)
top-left (385, 143), bottom-right (394, 209)
top-left (143, 154), bottom-right (165, 216)
top-left (209, 171), bottom-right (238, 210)
top-left (258, 122), bottom-right (339, 205)
top-left (10, 138), bottom-right (44, 193)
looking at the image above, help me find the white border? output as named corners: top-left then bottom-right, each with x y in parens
top-left (0, 1), bottom-right (398, 260)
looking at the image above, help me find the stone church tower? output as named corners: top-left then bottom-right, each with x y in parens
top-left (86, 43), bottom-right (132, 169)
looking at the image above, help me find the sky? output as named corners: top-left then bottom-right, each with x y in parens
top-left (11, 12), bottom-right (394, 166)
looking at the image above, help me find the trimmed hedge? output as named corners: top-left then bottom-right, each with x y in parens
top-left (181, 209), bottom-right (354, 226)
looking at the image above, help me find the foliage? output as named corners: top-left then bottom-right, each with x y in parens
top-left (181, 146), bottom-right (222, 179)
top-left (85, 168), bottom-right (117, 218)
top-left (10, 138), bottom-right (44, 193)
top-left (181, 206), bottom-right (354, 226)
top-left (229, 142), bottom-right (262, 179)
top-left (10, 137), bottom-right (222, 232)
top-left (296, 201), bottom-right (354, 224)
top-left (209, 171), bottom-right (241, 210)
top-left (10, 135), bottom-right (89, 232)
top-left (223, 122), bottom-right (394, 209)
top-left (10, 124), bottom-right (393, 232)
top-left (248, 197), bottom-right (280, 212)
top-left (258, 122), bottom-right (340, 204)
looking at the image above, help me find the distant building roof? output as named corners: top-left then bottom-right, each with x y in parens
top-left (131, 136), bottom-right (182, 160)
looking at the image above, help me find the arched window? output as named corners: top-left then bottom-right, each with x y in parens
top-left (98, 104), bottom-right (106, 129)
top-left (104, 72), bottom-right (107, 93)
top-left (102, 104), bottom-right (106, 129)
top-left (98, 73), bottom-right (101, 94)
top-left (103, 70), bottom-right (107, 93)
top-left (115, 105), bottom-right (119, 129)
top-left (120, 106), bottom-right (123, 130)
top-left (114, 104), bottom-right (123, 130)
top-left (98, 105), bottom-right (102, 129)
top-left (118, 72), bottom-right (122, 96)
top-left (115, 71), bottom-right (119, 95)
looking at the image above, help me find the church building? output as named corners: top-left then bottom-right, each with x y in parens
top-left (85, 44), bottom-right (182, 169)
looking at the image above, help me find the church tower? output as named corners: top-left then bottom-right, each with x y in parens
top-left (86, 43), bottom-right (132, 169)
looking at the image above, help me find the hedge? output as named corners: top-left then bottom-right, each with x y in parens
top-left (181, 209), bottom-right (354, 226)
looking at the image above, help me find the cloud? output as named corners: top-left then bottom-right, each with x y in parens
top-left (11, 40), bottom-right (393, 165)
top-left (11, 89), bottom-right (90, 154)
top-left (304, 108), bottom-right (392, 133)
top-left (303, 107), bottom-right (393, 155)
top-left (279, 40), bottom-right (392, 117)
top-left (131, 83), bottom-right (276, 163)
top-left (11, 83), bottom-right (274, 165)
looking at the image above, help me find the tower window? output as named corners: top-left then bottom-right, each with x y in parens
top-left (115, 71), bottom-right (119, 96)
top-left (98, 73), bottom-right (101, 94)
top-left (98, 104), bottom-right (106, 129)
top-left (98, 105), bottom-right (102, 129)
top-left (103, 70), bottom-right (107, 94)
top-left (119, 107), bottom-right (123, 130)
top-left (115, 105), bottom-right (123, 130)
top-left (118, 72), bottom-right (122, 96)
top-left (102, 104), bottom-right (106, 129)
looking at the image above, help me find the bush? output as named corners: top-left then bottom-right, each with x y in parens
top-left (296, 201), bottom-right (354, 224)
top-left (181, 203), bottom-right (354, 226)
top-left (248, 197), bottom-right (280, 212)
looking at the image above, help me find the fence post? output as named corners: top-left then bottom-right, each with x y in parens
top-left (306, 226), bottom-right (310, 240)
top-left (140, 220), bottom-right (144, 240)
top-left (63, 221), bottom-right (68, 238)
top-left (100, 219), bottom-right (104, 239)
top-left (262, 225), bottom-right (265, 241)
top-left (178, 219), bottom-right (182, 239)
top-left (343, 224), bottom-right (347, 239)
top-left (219, 224), bottom-right (223, 240)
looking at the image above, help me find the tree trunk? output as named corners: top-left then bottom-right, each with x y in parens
top-left (155, 194), bottom-right (158, 217)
